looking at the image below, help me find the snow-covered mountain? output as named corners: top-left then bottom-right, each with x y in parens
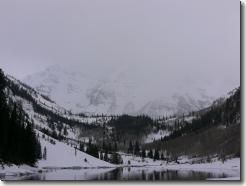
top-left (23, 64), bottom-right (215, 117)
top-left (1, 69), bottom-right (240, 180)
top-left (6, 74), bottom-right (115, 146)
top-left (2, 74), bottom-right (116, 172)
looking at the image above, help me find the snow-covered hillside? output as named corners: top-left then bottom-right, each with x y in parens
top-left (0, 72), bottom-right (241, 181)
top-left (144, 130), bottom-right (170, 143)
top-left (37, 131), bottom-right (114, 168)
top-left (0, 131), bottom-right (115, 180)
top-left (23, 64), bottom-right (215, 117)
top-left (5, 74), bottom-right (116, 150)
top-left (8, 75), bottom-right (112, 125)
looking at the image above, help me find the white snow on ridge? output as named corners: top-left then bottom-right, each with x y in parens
top-left (7, 75), bottom-right (113, 127)
top-left (23, 64), bottom-right (215, 117)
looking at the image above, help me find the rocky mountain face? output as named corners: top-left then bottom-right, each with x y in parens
top-left (23, 64), bottom-right (215, 117)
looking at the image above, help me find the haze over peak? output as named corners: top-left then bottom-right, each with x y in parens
top-left (0, 0), bottom-right (239, 116)
top-left (23, 64), bottom-right (224, 117)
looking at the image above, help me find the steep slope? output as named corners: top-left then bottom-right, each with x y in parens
top-left (5, 74), bottom-right (165, 148)
top-left (5, 74), bottom-right (113, 151)
top-left (146, 87), bottom-right (240, 160)
top-left (2, 72), bottom-right (115, 168)
top-left (0, 70), bottom-right (41, 166)
top-left (37, 131), bottom-right (114, 168)
top-left (23, 64), bottom-right (215, 117)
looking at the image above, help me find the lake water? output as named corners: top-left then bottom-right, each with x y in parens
top-left (2, 166), bottom-right (238, 181)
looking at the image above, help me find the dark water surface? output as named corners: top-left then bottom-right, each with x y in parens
top-left (2, 166), bottom-right (238, 181)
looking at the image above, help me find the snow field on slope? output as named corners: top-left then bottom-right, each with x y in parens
top-left (36, 131), bottom-right (115, 168)
top-left (144, 130), bottom-right (170, 143)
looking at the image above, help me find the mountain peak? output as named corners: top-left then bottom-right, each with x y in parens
top-left (23, 64), bottom-right (215, 117)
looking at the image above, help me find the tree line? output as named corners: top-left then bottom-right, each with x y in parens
top-left (0, 69), bottom-right (41, 165)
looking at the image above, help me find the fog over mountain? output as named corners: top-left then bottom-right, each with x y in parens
top-left (22, 64), bottom-right (225, 116)
top-left (0, 1), bottom-right (241, 180)
top-left (0, 0), bottom-right (240, 116)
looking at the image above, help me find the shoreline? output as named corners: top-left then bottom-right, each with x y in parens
top-left (0, 158), bottom-right (240, 181)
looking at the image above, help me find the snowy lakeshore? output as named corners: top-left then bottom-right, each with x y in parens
top-left (0, 127), bottom-right (240, 181)
top-left (119, 154), bottom-right (240, 180)
top-left (0, 157), bottom-right (240, 181)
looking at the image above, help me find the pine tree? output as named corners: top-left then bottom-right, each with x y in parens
top-left (134, 141), bottom-right (140, 156)
top-left (154, 149), bottom-right (160, 161)
top-left (86, 143), bottom-right (99, 158)
top-left (63, 126), bottom-right (68, 136)
top-left (43, 147), bottom-right (47, 160)
top-left (0, 70), bottom-right (41, 165)
top-left (161, 153), bottom-right (165, 160)
top-left (36, 139), bottom-right (42, 160)
top-left (104, 151), bottom-right (109, 162)
top-left (141, 149), bottom-right (146, 158)
top-left (114, 142), bottom-right (118, 152)
top-left (110, 153), bottom-right (122, 165)
top-left (100, 151), bottom-right (103, 160)
top-left (148, 149), bottom-right (153, 159)
top-left (128, 141), bottom-right (133, 154)
top-left (108, 142), bottom-right (112, 152)
top-left (79, 143), bottom-right (84, 152)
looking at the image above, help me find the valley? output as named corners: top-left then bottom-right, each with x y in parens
top-left (0, 69), bottom-right (241, 180)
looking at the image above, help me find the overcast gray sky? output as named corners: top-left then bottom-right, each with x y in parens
top-left (0, 0), bottom-right (240, 94)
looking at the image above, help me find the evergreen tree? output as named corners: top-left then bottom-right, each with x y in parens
top-left (161, 153), bottom-right (165, 160)
top-left (104, 151), bottom-right (109, 162)
top-left (141, 149), bottom-right (146, 158)
top-left (108, 142), bottom-right (112, 152)
top-left (100, 151), bottom-right (103, 160)
top-left (110, 153), bottom-right (122, 165)
top-left (154, 149), bottom-right (160, 161)
top-left (63, 126), bottom-right (68, 136)
top-left (114, 142), bottom-right (118, 152)
top-left (0, 69), bottom-right (42, 165)
top-left (86, 143), bottom-right (99, 158)
top-left (79, 143), bottom-right (84, 152)
top-left (43, 147), bottom-right (47, 160)
top-left (148, 149), bottom-right (153, 159)
top-left (36, 139), bottom-right (42, 160)
top-left (128, 141), bottom-right (133, 154)
top-left (134, 141), bottom-right (140, 156)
